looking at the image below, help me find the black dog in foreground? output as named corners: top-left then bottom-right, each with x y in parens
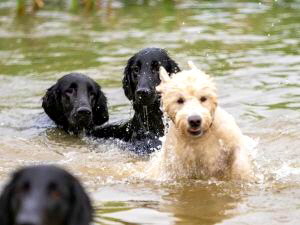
top-left (0, 165), bottom-right (93, 225)
top-left (92, 48), bottom-right (180, 154)
top-left (42, 73), bottom-right (108, 134)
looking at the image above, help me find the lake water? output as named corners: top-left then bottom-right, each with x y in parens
top-left (0, 0), bottom-right (300, 224)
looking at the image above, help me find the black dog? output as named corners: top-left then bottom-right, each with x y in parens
top-left (0, 165), bottom-right (93, 225)
top-left (42, 73), bottom-right (108, 133)
top-left (92, 48), bottom-right (180, 153)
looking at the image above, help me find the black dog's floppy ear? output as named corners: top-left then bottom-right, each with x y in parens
top-left (68, 175), bottom-right (93, 225)
top-left (122, 55), bottom-right (136, 101)
top-left (93, 85), bottom-right (109, 126)
top-left (166, 56), bottom-right (181, 74)
top-left (0, 170), bottom-right (22, 225)
top-left (42, 84), bottom-right (64, 125)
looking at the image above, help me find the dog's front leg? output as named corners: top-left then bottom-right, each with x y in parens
top-left (230, 147), bottom-right (253, 181)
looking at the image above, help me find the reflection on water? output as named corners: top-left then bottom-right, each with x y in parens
top-left (0, 0), bottom-right (300, 224)
top-left (161, 182), bottom-right (242, 225)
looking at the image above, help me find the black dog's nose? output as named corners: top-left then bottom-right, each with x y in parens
top-left (76, 107), bottom-right (92, 117)
top-left (16, 214), bottom-right (41, 225)
top-left (17, 223), bottom-right (38, 225)
top-left (136, 88), bottom-right (151, 97)
top-left (188, 115), bottom-right (202, 128)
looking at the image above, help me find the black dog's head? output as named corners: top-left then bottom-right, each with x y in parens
top-left (0, 165), bottom-right (93, 225)
top-left (123, 48), bottom-right (180, 107)
top-left (42, 73), bottom-right (108, 133)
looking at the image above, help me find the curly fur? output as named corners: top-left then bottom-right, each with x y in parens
top-left (147, 62), bottom-right (253, 180)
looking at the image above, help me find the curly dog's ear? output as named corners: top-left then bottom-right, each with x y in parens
top-left (166, 56), bottom-right (181, 74)
top-left (0, 170), bottom-right (22, 225)
top-left (122, 55), bottom-right (136, 101)
top-left (93, 85), bottom-right (109, 126)
top-left (68, 175), bottom-right (93, 225)
top-left (159, 66), bottom-right (171, 84)
top-left (157, 66), bottom-right (170, 94)
top-left (42, 84), bottom-right (65, 125)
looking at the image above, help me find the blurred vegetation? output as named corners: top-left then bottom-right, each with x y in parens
top-left (11, 0), bottom-right (300, 16)
top-left (16, 0), bottom-right (107, 14)
top-left (13, 0), bottom-right (178, 15)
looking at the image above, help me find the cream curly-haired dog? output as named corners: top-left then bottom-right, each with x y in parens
top-left (146, 61), bottom-right (253, 181)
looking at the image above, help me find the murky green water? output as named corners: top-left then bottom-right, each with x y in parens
top-left (0, 0), bottom-right (300, 224)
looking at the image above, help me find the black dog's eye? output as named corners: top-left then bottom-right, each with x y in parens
top-left (48, 182), bottom-right (61, 200)
top-left (90, 92), bottom-right (96, 99)
top-left (152, 61), bottom-right (160, 71)
top-left (132, 66), bottom-right (139, 75)
top-left (17, 181), bottom-right (30, 194)
top-left (50, 190), bottom-right (61, 200)
top-left (200, 96), bottom-right (207, 102)
top-left (22, 181), bottom-right (30, 192)
top-left (177, 97), bottom-right (185, 104)
top-left (65, 88), bottom-right (74, 96)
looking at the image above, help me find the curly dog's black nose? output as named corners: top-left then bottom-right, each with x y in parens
top-left (188, 115), bottom-right (202, 128)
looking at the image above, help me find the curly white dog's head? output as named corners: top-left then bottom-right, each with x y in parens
top-left (157, 61), bottom-right (217, 138)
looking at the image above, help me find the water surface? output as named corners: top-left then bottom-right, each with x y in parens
top-left (0, 0), bottom-right (300, 224)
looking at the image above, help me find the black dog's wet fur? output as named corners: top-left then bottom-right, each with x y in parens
top-left (42, 73), bottom-right (108, 134)
top-left (0, 165), bottom-right (93, 225)
top-left (92, 48), bottom-right (180, 154)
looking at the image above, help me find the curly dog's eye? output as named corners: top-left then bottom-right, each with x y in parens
top-left (200, 96), bottom-right (207, 102)
top-left (177, 97), bottom-right (185, 104)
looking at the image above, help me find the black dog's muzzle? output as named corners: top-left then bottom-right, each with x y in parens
top-left (75, 106), bottom-right (92, 120)
top-left (70, 105), bottom-right (93, 130)
top-left (16, 194), bottom-right (44, 225)
top-left (135, 87), bottom-right (157, 105)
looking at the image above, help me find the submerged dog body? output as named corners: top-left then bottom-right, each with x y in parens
top-left (147, 62), bottom-right (253, 180)
top-left (0, 165), bottom-right (93, 225)
top-left (92, 48), bottom-right (180, 153)
top-left (42, 73), bottom-right (108, 134)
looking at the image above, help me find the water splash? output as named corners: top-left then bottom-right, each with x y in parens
top-left (275, 163), bottom-right (300, 181)
top-left (142, 135), bottom-right (260, 182)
